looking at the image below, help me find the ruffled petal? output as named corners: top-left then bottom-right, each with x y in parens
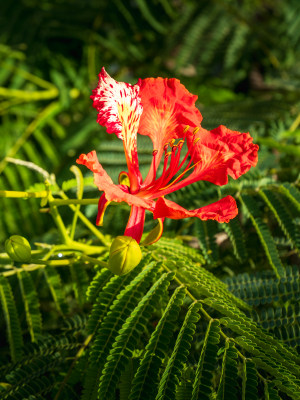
top-left (138, 78), bottom-right (202, 148)
top-left (187, 125), bottom-right (259, 185)
top-left (153, 196), bottom-right (238, 223)
top-left (138, 77), bottom-right (202, 185)
top-left (156, 125), bottom-right (259, 198)
top-left (91, 67), bottom-right (143, 190)
top-left (76, 150), bottom-right (154, 210)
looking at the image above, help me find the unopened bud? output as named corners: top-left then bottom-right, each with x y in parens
top-left (5, 235), bottom-right (31, 263)
top-left (108, 236), bottom-right (142, 275)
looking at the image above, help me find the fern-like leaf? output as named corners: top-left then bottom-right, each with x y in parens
top-left (155, 301), bottom-right (201, 400)
top-left (264, 382), bottom-right (282, 400)
top-left (17, 270), bottom-right (42, 342)
top-left (240, 194), bottom-right (285, 278)
top-left (43, 265), bottom-right (68, 314)
top-left (242, 359), bottom-right (258, 400)
top-left (82, 260), bottom-right (159, 400)
top-left (222, 217), bottom-right (248, 262)
top-left (0, 275), bottom-right (24, 362)
top-left (167, 258), bottom-right (250, 311)
top-left (98, 271), bottom-right (174, 399)
top-left (86, 268), bottom-right (113, 302)
top-left (191, 319), bottom-right (221, 400)
top-left (224, 266), bottom-right (300, 306)
top-left (280, 183), bottom-right (300, 213)
top-left (99, 272), bottom-right (174, 400)
top-left (216, 341), bottom-right (239, 400)
top-left (260, 189), bottom-right (300, 253)
top-left (86, 269), bottom-right (137, 335)
top-left (129, 285), bottom-right (186, 400)
top-left (205, 297), bottom-right (300, 370)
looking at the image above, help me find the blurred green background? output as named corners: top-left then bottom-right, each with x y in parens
top-left (0, 0), bottom-right (299, 244)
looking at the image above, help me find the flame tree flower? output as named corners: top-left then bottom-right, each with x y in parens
top-left (77, 68), bottom-right (258, 245)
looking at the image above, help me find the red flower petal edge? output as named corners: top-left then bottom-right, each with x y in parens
top-left (153, 196), bottom-right (238, 223)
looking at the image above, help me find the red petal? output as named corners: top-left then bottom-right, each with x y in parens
top-left (91, 67), bottom-right (143, 190)
top-left (153, 196), bottom-right (238, 223)
top-left (76, 150), bottom-right (154, 210)
top-left (138, 77), bottom-right (202, 185)
top-left (96, 193), bottom-right (110, 226)
top-left (156, 125), bottom-right (258, 197)
top-left (188, 125), bottom-right (258, 185)
top-left (124, 205), bottom-right (146, 243)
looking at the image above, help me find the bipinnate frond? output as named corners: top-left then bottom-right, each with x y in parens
top-left (155, 302), bottom-right (201, 400)
top-left (86, 268), bottom-right (113, 302)
top-left (216, 341), bottom-right (239, 400)
top-left (43, 265), bottom-right (68, 314)
top-left (191, 319), bottom-right (221, 400)
top-left (129, 285), bottom-right (186, 400)
top-left (224, 266), bottom-right (300, 307)
top-left (98, 271), bottom-right (175, 399)
top-left (0, 276), bottom-right (24, 362)
top-left (222, 217), bottom-right (248, 262)
top-left (167, 259), bottom-right (250, 311)
top-left (17, 270), bottom-right (42, 342)
top-left (242, 360), bottom-right (258, 400)
top-left (82, 260), bottom-right (159, 400)
top-left (240, 194), bottom-right (286, 278)
top-left (260, 189), bottom-right (300, 253)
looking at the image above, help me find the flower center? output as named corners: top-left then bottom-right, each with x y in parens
top-left (141, 126), bottom-right (201, 197)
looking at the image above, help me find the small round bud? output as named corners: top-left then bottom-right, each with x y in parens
top-left (5, 235), bottom-right (31, 263)
top-left (108, 236), bottom-right (142, 276)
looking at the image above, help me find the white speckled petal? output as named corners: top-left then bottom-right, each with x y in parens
top-left (91, 67), bottom-right (143, 189)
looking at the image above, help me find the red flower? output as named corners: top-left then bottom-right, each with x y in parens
top-left (77, 67), bottom-right (258, 245)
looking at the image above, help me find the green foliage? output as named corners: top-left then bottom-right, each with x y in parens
top-left (17, 270), bottom-right (42, 342)
top-left (191, 319), bottom-right (221, 400)
top-left (242, 360), bottom-right (258, 400)
top-left (0, 0), bottom-right (300, 399)
top-left (155, 302), bottom-right (201, 400)
top-left (99, 271), bottom-right (174, 399)
top-left (216, 341), bottom-right (239, 400)
top-left (0, 276), bottom-right (24, 362)
top-left (129, 285), bottom-right (186, 400)
top-left (240, 194), bottom-right (286, 278)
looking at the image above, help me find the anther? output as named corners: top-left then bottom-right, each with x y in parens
top-left (169, 139), bottom-right (175, 147)
top-left (172, 145), bottom-right (177, 152)
top-left (177, 140), bottom-right (184, 148)
top-left (183, 125), bottom-right (190, 133)
top-left (192, 127), bottom-right (200, 135)
top-left (193, 137), bottom-right (200, 145)
top-left (152, 150), bottom-right (158, 156)
top-left (164, 144), bottom-right (169, 151)
top-left (165, 151), bottom-right (172, 158)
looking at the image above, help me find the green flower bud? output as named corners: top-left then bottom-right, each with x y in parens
top-left (5, 235), bottom-right (31, 263)
top-left (108, 236), bottom-right (142, 275)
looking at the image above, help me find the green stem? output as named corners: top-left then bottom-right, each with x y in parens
top-left (0, 190), bottom-right (48, 199)
top-left (58, 192), bottom-right (109, 246)
top-left (50, 198), bottom-right (99, 206)
top-left (69, 165), bottom-right (84, 240)
top-left (36, 243), bottom-right (107, 256)
top-left (49, 194), bottom-right (71, 245)
top-left (0, 87), bottom-right (58, 101)
top-left (1, 254), bottom-right (107, 277)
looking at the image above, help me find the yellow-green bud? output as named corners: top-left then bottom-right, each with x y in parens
top-left (5, 235), bottom-right (31, 263)
top-left (108, 236), bottom-right (142, 275)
